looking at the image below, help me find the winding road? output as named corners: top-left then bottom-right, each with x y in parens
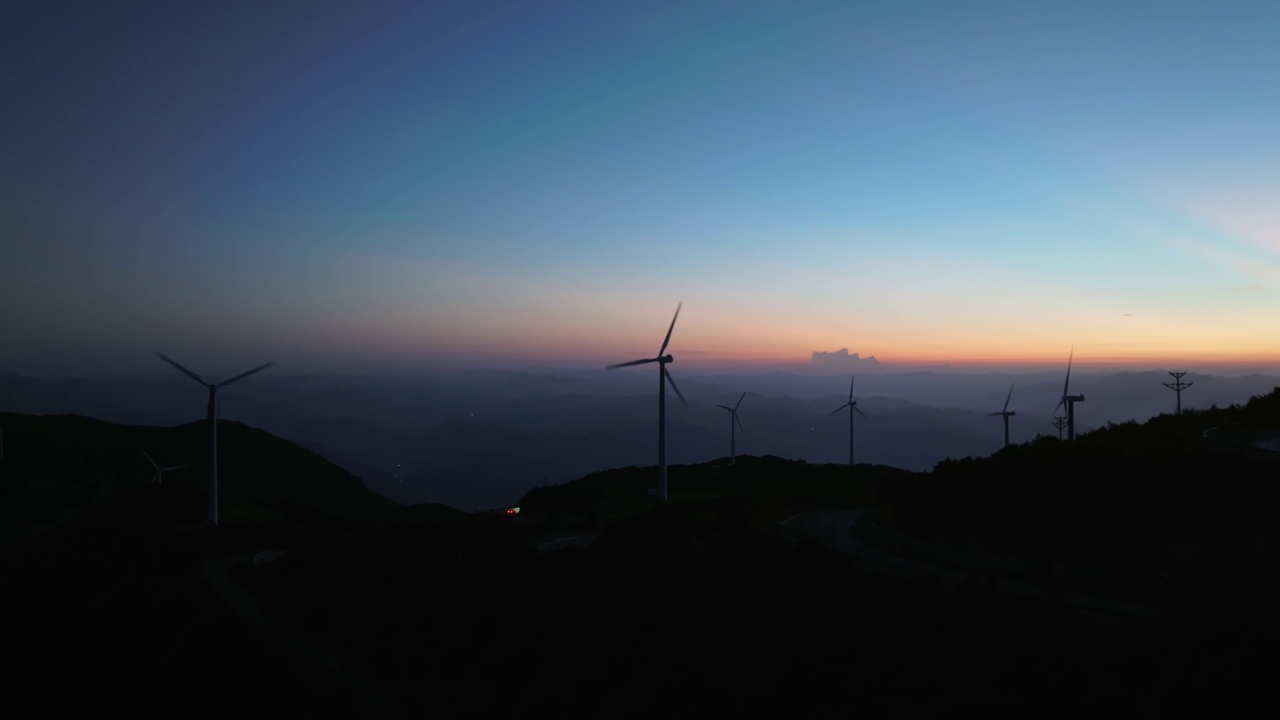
top-left (779, 509), bottom-right (1171, 623)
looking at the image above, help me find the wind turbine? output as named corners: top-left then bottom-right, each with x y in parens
top-left (717, 392), bottom-right (746, 466)
top-left (141, 449), bottom-right (187, 485)
top-left (606, 303), bottom-right (687, 501)
top-left (1053, 347), bottom-right (1085, 442)
top-left (828, 375), bottom-right (868, 466)
top-left (989, 383), bottom-right (1016, 448)
top-left (154, 351), bottom-right (274, 526)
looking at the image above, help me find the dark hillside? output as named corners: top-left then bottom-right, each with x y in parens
top-left (0, 413), bottom-right (461, 530)
top-left (881, 391), bottom-right (1280, 610)
top-left (234, 496), bottom-right (1276, 718)
top-left (3, 398), bottom-right (1279, 716)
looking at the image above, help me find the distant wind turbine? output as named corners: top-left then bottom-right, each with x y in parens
top-left (142, 449), bottom-right (187, 485)
top-left (828, 375), bottom-right (868, 466)
top-left (154, 351), bottom-right (274, 526)
top-left (988, 383), bottom-right (1016, 449)
top-left (1053, 347), bottom-right (1085, 442)
top-left (717, 392), bottom-right (746, 466)
top-left (606, 303), bottom-right (687, 501)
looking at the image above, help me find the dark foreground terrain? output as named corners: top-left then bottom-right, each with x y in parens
top-left (4, 394), bottom-right (1280, 717)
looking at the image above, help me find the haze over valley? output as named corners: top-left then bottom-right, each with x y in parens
top-left (6, 364), bottom-right (1276, 509)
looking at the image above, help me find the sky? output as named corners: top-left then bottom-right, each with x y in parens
top-left (3, 0), bottom-right (1279, 378)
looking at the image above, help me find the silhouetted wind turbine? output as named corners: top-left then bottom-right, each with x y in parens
top-left (606, 303), bottom-right (687, 501)
top-left (828, 375), bottom-right (868, 466)
top-left (1053, 347), bottom-right (1084, 442)
top-left (142, 449), bottom-right (186, 485)
top-left (989, 383), bottom-right (1016, 448)
top-left (717, 392), bottom-right (746, 466)
top-left (154, 351), bottom-right (274, 526)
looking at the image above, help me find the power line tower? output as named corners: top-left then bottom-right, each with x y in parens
top-left (1163, 372), bottom-right (1193, 415)
top-left (1051, 416), bottom-right (1068, 439)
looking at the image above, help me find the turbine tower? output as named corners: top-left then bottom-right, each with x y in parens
top-left (1163, 371), bottom-right (1193, 415)
top-left (717, 392), bottom-right (746, 466)
top-left (828, 375), bottom-right (869, 466)
top-left (154, 352), bottom-right (274, 526)
top-left (142, 449), bottom-right (186, 485)
top-left (988, 383), bottom-right (1016, 448)
top-left (1053, 347), bottom-right (1085, 442)
top-left (606, 303), bottom-right (687, 501)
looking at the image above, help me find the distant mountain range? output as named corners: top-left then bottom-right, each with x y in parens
top-left (2, 368), bottom-right (1277, 511)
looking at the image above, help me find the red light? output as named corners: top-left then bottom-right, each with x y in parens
top-left (505, 509), bottom-right (514, 515)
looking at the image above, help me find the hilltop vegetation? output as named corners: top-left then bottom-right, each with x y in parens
top-left (878, 391), bottom-right (1280, 609)
top-left (513, 454), bottom-right (912, 531)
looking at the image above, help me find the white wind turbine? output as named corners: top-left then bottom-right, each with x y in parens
top-left (154, 351), bottom-right (274, 526)
top-left (142, 449), bottom-right (187, 485)
top-left (989, 383), bottom-right (1016, 449)
top-left (606, 302), bottom-right (687, 501)
top-left (828, 374), bottom-right (869, 466)
top-left (1053, 346), bottom-right (1085, 442)
top-left (717, 392), bottom-right (746, 466)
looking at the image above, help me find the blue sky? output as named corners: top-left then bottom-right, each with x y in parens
top-left (3, 0), bottom-right (1279, 376)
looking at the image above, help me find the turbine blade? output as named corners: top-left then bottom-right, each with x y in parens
top-left (855, 406), bottom-right (870, 418)
top-left (988, 411), bottom-right (1003, 417)
top-left (734, 391), bottom-right (746, 411)
top-left (221, 361), bottom-right (275, 387)
top-left (659, 301), bottom-right (682, 356)
top-left (717, 405), bottom-right (733, 411)
top-left (1003, 383), bottom-right (1014, 413)
top-left (664, 367), bottom-right (687, 407)
top-left (735, 413), bottom-right (744, 432)
top-left (848, 374), bottom-right (855, 402)
top-left (1062, 345), bottom-right (1074, 397)
top-left (154, 351), bottom-right (206, 386)
top-left (163, 465), bottom-right (187, 471)
top-left (606, 357), bottom-right (657, 370)
top-left (1054, 398), bottom-right (1065, 414)
top-left (828, 403), bottom-right (851, 416)
top-left (142, 449), bottom-right (158, 470)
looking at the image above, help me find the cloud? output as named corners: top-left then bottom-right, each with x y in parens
top-left (1164, 235), bottom-right (1280, 287)
top-left (811, 348), bottom-right (881, 365)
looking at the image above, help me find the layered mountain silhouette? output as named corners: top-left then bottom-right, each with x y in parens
top-left (3, 369), bottom-right (1278, 510)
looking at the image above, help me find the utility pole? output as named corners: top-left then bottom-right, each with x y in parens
top-left (1051, 416), bottom-right (1067, 439)
top-left (1163, 372), bottom-right (1193, 415)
